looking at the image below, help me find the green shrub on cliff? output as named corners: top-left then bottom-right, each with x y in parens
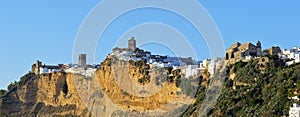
top-left (182, 56), bottom-right (300, 116)
top-left (209, 57), bottom-right (300, 116)
top-left (0, 89), bottom-right (7, 97)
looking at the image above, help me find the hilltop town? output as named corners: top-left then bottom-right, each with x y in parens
top-left (30, 37), bottom-right (216, 79)
top-left (226, 40), bottom-right (299, 66)
top-left (29, 37), bottom-right (300, 82)
top-left (30, 37), bottom-right (300, 116)
top-left (1, 37), bottom-right (300, 116)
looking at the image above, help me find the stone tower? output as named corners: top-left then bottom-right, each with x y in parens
top-left (32, 60), bottom-right (42, 74)
top-left (128, 37), bottom-right (136, 51)
top-left (256, 41), bottom-right (262, 56)
top-left (78, 54), bottom-right (87, 66)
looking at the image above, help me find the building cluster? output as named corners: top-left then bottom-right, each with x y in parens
top-left (30, 37), bottom-right (300, 80)
top-left (31, 37), bottom-right (299, 79)
top-left (112, 37), bottom-right (189, 66)
top-left (32, 61), bottom-right (65, 74)
top-left (199, 58), bottom-right (223, 76)
top-left (32, 54), bottom-right (99, 75)
top-left (111, 37), bottom-right (223, 78)
top-left (30, 37), bottom-right (222, 78)
top-left (281, 46), bottom-right (300, 66)
top-left (225, 41), bottom-right (300, 66)
top-left (263, 46), bottom-right (282, 56)
top-left (226, 41), bottom-right (262, 63)
top-left (225, 41), bottom-right (300, 116)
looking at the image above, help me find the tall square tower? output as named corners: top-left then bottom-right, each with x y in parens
top-left (79, 54), bottom-right (87, 66)
top-left (128, 37), bottom-right (136, 51)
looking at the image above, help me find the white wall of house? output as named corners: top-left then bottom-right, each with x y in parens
top-left (296, 54), bottom-right (300, 63)
top-left (152, 62), bottom-right (172, 68)
top-left (282, 47), bottom-right (300, 66)
top-left (39, 67), bottom-right (60, 74)
top-left (289, 103), bottom-right (300, 117)
top-left (39, 67), bottom-right (47, 74)
top-left (286, 61), bottom-right (295, 66)
top-left (208, 58), bottom-right (222, 77)
top-left (208, 62), bottom-right (216, 76)
top-left (185, 65), bottom-right (199, 78)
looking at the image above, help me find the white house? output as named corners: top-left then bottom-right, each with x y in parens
top-left (184, 65), bottom-right (199, 78)
top-left (66, 66), bottom-right (97, 77)
top-left (208, 60), bottom-right (218, 76)
top-left (152, 62), bottom-right (171, 68)
top-left (200, 59), bottom-right (211, 69)
top-left (281, 46), bottom-right (300, 66)
top-left (289, 103), bottom-right (300, 117)
top-left (296, 54), bottom-right (300, 63)
top-left (208, 58), bottom-right (222, 77)
top-left (198, 58), bottom-right (223, 77)
top-left (39, 66), bottom-right (61, 74)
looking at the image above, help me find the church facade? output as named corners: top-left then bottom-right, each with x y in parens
top-left (226, 41), bottom-right (262, 62)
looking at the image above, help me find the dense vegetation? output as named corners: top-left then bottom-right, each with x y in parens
top-left (209, 57), bottom-right (300, 116)
top-left (0, 89), bottom-right (7, 97)
top-left (181, 56), bottom-right (300, 116)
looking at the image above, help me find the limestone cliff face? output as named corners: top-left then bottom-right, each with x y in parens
top-left (0, 72), bottom-right (89, 116)
top-left (94, 55), bottom-right (197, 116)
top-left (0, 56), bottom-right (200, 116)
top-left (97, 57), bottom-right (175, 111)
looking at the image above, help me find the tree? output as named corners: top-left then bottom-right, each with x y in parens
top-left (0, 89), bottom-right (7, 97)
top-left (7, 81), bottom-right (17, 91)
top-left (224, 78), bottom-right (234, 88)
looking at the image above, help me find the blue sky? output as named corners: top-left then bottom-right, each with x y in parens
top-left (0, 0), bottom-right (299, 89)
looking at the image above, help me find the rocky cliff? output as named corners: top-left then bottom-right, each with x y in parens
top-left (93, 55), bottom-right (200, 116)
top-left (0, 56), bottom-right (202, 116)
top-left (0, 72), bottom-right (90, 116)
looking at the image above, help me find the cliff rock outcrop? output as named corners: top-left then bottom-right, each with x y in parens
top-left (0, 72), bottom-right (89, 116)
top-left (0, 56), bottom-right (201, 116)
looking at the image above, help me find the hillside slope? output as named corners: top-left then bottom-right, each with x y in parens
top-left (182, 56), bottom-right (300, 117)
top-left (2, 56), bottom-right (297, 116)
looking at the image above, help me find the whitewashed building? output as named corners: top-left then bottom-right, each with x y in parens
top-left (198, 58), bottom-right (223, 77)
top-left (289, 103), bottom-right (300, 117)
top-left (210, 58), bottom-right (222, 77)
top-left (66, 66), bottom-right (97, 77)
top-left (39, 66), bottom-right (61, 74)
top-left (281, 46), bottom-right (300, 66)
top-left (184, 65), bottom-right (199, 78)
